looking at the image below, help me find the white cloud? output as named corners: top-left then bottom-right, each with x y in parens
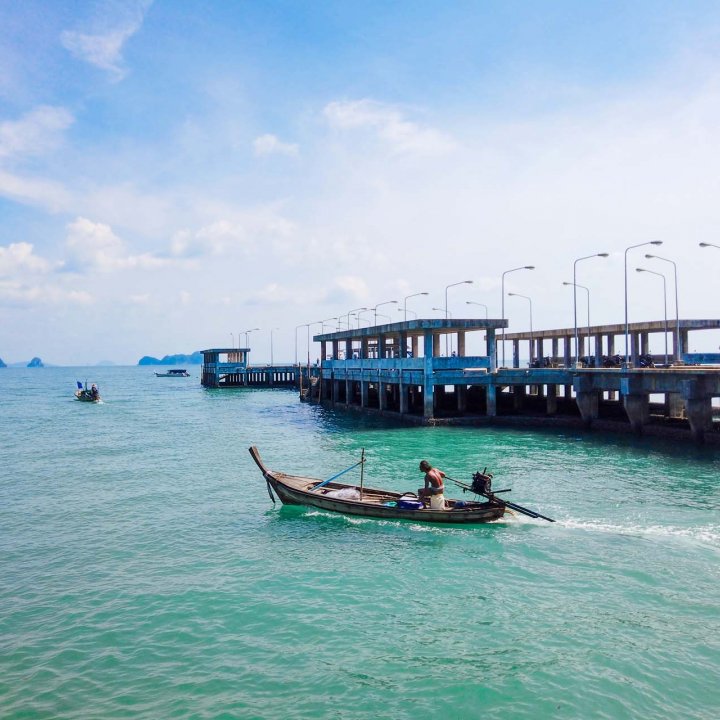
top-left (0, 279), bottom-right (93, 306)
top-left (323, 99), bottom-right (457, 155)
top-left (0, 242), bottom-right (53, 277)
top-left (0, 106), bottom-right (74, 160)
top-left (60, 1), bottom-right (152, 79)
top-left (253, 133), bottom-right (299, 157)
top-left (323, 275), bottom-right (370, 305)
top-left (64, 216), bottom-right (169, 272)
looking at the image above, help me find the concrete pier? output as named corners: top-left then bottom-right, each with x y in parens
top-left (309, 319), bottom-right (720, 444)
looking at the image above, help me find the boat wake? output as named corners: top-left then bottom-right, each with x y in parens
top-left (559, 517), bottom-right (720, 549)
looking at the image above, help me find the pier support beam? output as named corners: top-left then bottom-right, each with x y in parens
top-left (360, 379), bottom-right (368, 408)
top-left (546, 384), bottom-right (558, 415)
top-left (623, 394), bottom-right (650, 433)
top-left (682, 379), bottom-right (713, 442)
top-left (574, 375), bottom-right (598, 427)
top-left (399, 381), bottom-right (408, 415)
top-left (486, 384), bottom-right (497, 417)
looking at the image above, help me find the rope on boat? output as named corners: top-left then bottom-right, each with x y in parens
top-left (311, 458), bottom-right (366, 492)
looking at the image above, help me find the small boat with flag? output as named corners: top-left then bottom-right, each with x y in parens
top-left (154, 368), bottom-right (190, 377)
top-left (75, 381), bottom-right (101, 403)
top-left (248, 446), bottom-right (554, 524)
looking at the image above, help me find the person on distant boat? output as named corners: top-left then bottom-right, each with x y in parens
top-left (418, 460), bottom-right (446, 510)
top-left (90, 384), bottom-right (99, 400)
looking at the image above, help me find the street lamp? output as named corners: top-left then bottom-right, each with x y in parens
top-left (466, 301), bottom-right (488, 319)
top-left (624, 241), bottom-right (662, 365)
top-left (400, 307), bottom-right (417, 319)
top-left (699, 242), bottom-right (720, 250)
top-left (373, 299), bottom-right (398, 325)
top-left (636, 268), bottom-right (668, 366)
top-left (432, 307), bottom-right (452, 317)
top-left (230, 332), bottom-right (234, 351)
top-left (572, 253), bottom-right (608, 364)
top-left (294, 323), bottom-right (309, 365)
top-left (508, 292), bottom-right (533, 364)
top-left (243, 327), bottom-right (259, 347)
top-left (403, 292), bottom-right (428, 320)
top-left (563, 282), bottom-right (591, 358)
top-left (269, 328), bottom-right (280, 366)
top-left (645, 253), bottom-right (680, 362)
top-left (500, 266), bottom-right (534, 368)
top-left (445, 281), bottom-right (472, 319)
top-left (346, 307), bottom-right (367, 331)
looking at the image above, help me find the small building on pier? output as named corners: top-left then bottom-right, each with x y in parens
top-left (200, 348), bottom-right (298, 388)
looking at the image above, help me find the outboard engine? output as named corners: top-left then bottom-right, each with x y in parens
top-left (471, 469), bottom-right (493, 497)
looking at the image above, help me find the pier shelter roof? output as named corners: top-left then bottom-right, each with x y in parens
top-left (201, 347), bottom-right (251, 354)
top-left (503, 319), bottom-right (720, 341)
top-left (314, 318), bottom-right (506, 342)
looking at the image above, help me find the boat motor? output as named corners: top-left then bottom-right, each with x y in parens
top-left (470, 469), bottom-right (493, 497)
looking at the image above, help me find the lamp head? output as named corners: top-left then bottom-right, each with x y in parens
top-left (636, 268), bottom-right (646, 273)
top-left (598, 253), bottom-right (609, 258)
top-left (650, 241), bottom-right (663, 246)
top-left (524, 265), bottom-right (535, 270)
top-left (699, 242), bottom-right (709, 247)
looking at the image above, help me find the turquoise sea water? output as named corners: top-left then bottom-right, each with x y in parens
top-left (1, 367), bottom-right (719, 719)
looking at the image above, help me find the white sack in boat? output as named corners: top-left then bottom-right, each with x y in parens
top-left (324, 488), bottom-right (361, 500)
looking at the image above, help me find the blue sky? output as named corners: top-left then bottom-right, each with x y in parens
top-left (2, 0), bottom-right (720, 365)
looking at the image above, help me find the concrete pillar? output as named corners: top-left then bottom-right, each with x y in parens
top-left (378, 381), bottom-right (386, 411)
top-left (457, 385), bottom-right (467, 412)
top-left (458, 331), bottom-right (466, 356)
top-left (594, 334), bottom-right (603, 367)
top-left (379, 335), bottom-right (387, 359)
top-left (361, 338), bottom-right (369, 359)
top-left (631, 333), bottom-right (639, 365)
top-left (399, 331), bottom-right (408, 359)
top-left (574, 375), bottom-right (598, 427)
top-left (423, 331), bottom-right (434, 419)
top-left (487, 329), bottom-right (497, 370)
top-left (345, 378), bottom-right (351, 405)
top-left (666, 393), bottom-right (684, 419)
top-left (513, 340), bottom-right (520, 368)
top-left (563, 336), bottom-right (572, 367)
top-left (345, 339), bottom-right (352, 360)
top-left (513, 384), bottom-right (526, 411)
top-left (360, 378), bottom-right (368, 408)
top-left (486, 384), bottom-right (497, 417)
top-left (332, 378), bottom-right (339, 404)
top-left (680, 330), bottom-right (689, 360)
top-left (412, 336), bottom-right (419, 358)
top-left (546, 384), bottom-right (558, 415)
top-left (399, 380), bottom-right (408, 415)
top-left (683, 379), bottom-right (712, 441)
top-left (623, 394), bottom-right (649, 433)
top-left (332, 340), bottom-right (339, 360)
top-left (432, 333), bottom-right (441, 357)
top-left (551, 337), bottom-right (559, 366)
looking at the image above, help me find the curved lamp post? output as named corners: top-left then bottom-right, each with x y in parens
top-left (400, 307), bottom-right (417, 319)
top-left (243, 327), bottom-right (259, 348)
top-left (645, 253), bottom-right (679, 362)
top-left (269, 327), bottom-right (279, 366)
top-left (500, 266), bottom-right (534, 368)
top-left (573, 253), bottom-right (608, 364)
top-left (508, 292), bottom-right (533, 364)
top-left (563, 282), bottom-right (591, 358)
top-left (699, 242), bottom-right (720, 250)
top-left (636, 268), bottom-right (668, 366)
top-left (373, 300), bottom-right (398, 325)
top-left (466, 300), bottom-right (488, 319)
top-left (445, 281), bottom-right (472, 319)
top-left (403, 292), bottom-right (428, 321)
top-left (624, 241), bottom-right (662, 364)
top-left (294, 323), bottom-right (309, 365)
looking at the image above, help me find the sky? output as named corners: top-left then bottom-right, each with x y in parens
top-left (2, 0), bottom-right (720, 366)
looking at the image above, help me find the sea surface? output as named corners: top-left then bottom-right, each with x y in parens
top-left (1, 366), bottom-right (719, 719)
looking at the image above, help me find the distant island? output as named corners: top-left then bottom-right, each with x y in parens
top-left (0, 357), bottom-right (6, 368)
top-left (28, 357), bottom-right (44, 367)
top-left (138, 352), bottom-right (203, 366)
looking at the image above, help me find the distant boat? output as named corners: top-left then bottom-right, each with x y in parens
top-left (154, 369), bottom-right (190, 377)
top-left (75, 381), bottom-right (101, 402)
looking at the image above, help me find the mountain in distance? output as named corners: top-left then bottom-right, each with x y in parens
top-left (138, 352), bottom-right (203, 366)
top-left (28, 357), bottom-right (44, 367)
top-left (0, 357), bottom-right (6, 368)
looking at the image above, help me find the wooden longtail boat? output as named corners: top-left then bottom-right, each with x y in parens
top-left (248, 446), bottom-right (507, 524)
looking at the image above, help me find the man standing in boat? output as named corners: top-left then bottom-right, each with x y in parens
top-left (418, 460), bottom-right (446, 510)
